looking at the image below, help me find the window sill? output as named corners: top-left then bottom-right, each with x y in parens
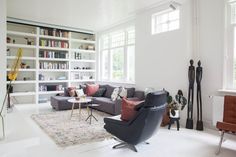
top-left (217, 89), bottom-right (236, 96)
top-left (97, 80), bottom-right (135, 86)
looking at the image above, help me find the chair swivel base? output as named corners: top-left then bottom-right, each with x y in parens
top-left (113, 142), bottom-right (138, 152)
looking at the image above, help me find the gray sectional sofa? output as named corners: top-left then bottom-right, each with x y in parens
top-left (50, 84), bottom-right (145, 115)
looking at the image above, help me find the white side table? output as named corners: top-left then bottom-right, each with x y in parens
top-left (68, 98), bottom-right (92, 120)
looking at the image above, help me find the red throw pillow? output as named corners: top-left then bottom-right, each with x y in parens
top-left (86, 84), bottom-right (99, 96)
top-left (68, 87), bottom-right (76, 97)
top-left (121, 98), bottom-right (144, 121)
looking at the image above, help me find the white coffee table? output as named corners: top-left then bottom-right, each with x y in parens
top-left (68, 98), bottom-right (92, 120)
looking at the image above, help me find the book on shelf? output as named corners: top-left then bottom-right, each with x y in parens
top-left (39, 62), bottom-right (68, 69)
top-left (39, 50), bottom-right (68, 59)
top-left (40, 28), bottom-right (69, 38)
top-left (40, 39), bottom-right (69, 48)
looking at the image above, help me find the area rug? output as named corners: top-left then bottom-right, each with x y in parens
top-left (31, 109), bottom-right (112, 147)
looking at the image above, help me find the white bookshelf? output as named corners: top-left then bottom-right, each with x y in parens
top-left (6, 22), bottom-right (96, 105)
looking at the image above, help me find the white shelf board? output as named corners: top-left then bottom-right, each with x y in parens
top-left (70, 79), bottom-right (95, 82)
top-left (10, 92), bottom-right (36, 96)
top-left (39, 69), bottom-right (69, 72)
top-left (70, 38), bottom-right (95, 44)
top-left (70, 69), bottom-right (96, 72)
top-left (7, 68), bottom-right (36, 72)
top-left (38, 58), bottom-right (69, 61)
top-left (7, 43), bottom-right (36, 49)
top-left (39, 35), bottom-right (69, 41)
top-left (7, 80), bottom-right (36, 84)
top-left (7, 30), bottom-right (37, 38)
top-left (70, 59), bottom-right (95, 63)
top-left (7, 56), bottom-right (36, 60)
top-left (38, 80), bottom-right (69, 83)
top-left (39, 46), bottom-right (69, 51)
top-left (70, 48), bottom-right (95, 53)
top-left (38, 91), bottom-right (64, 95)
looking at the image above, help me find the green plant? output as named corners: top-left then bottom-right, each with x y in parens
top-left (167, 90), bottom-right (187, 116)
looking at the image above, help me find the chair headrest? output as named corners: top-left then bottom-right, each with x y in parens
top-left (144, 90), bottom-right (167, 107)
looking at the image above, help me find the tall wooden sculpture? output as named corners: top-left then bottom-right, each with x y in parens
top-left (196, 60), bottom-right (203, 131)
top-left (186, 59), bottom-right (195, 129)
top-left (0, 48), bottom-right (22, 138)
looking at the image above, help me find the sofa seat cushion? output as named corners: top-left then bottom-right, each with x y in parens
top-left (51, 96), bottom-right (86, 110)
top-left (92, 97), bottom-right (115, 114)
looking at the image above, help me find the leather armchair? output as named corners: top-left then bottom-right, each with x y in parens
top-left (216, 95), bottom-right (236, 155)
top-left (104, 91), bottom-right (167, 152)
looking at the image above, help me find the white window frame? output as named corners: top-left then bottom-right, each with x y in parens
top-left (224, 0), bottom-right (236, 89)
top-left (99, 27), bottom-right (135, 83)
top-left (151, 8), bottom-right (180, 35)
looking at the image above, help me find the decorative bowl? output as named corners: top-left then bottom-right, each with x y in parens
top-left (75, 97), bottom-right (80, 101)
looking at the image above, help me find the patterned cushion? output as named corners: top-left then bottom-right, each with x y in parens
top-left (111, 87), bottom-right (120, 101)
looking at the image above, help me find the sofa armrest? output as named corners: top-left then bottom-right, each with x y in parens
top-left (134, 90), bottom-right (145, 100)
top-left (114, 99), bottom-right (122, 115)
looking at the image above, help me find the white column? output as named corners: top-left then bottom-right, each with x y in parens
top-left (0, 0), bottom-right (7, 137)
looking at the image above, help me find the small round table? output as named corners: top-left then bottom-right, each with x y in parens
top-left (86, 104), bottom-right (100, 124)
top-left (68, 98), bottom-right (92, 120)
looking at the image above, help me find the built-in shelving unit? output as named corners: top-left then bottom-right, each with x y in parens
top-left (6, 22), bottom-right (96, 105)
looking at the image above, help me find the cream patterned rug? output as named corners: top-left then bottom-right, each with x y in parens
top-left (31, 109), bottom-right (112, 147)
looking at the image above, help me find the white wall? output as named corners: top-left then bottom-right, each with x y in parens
top-left (135, 0), bottom-right (193, 123)
top-left (0, 0), bottom-right (7, 137)
top-left (197, 0), bottom-right (224, 127)
top-left (135, 1), bottom-right (193, 93)
top-left (135, 0), bottom-right (225, 128)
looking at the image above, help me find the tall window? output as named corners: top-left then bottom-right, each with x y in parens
top-left (225, 1), bottom-right (236, 89)
top-left (152, 9), bottom-right (180, 35)
top-left (100, 26), bottom-right (135, 83)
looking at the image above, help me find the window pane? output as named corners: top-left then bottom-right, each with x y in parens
top-left (111, 48), bottom-right (124, 80)
top-left (127, 27), bottom-right (135, 44)
top-left (111, 31), bottom-right (125, 48)
top-left (101, 35), bottom-right (109, 49)
top-left (231, 3), bottom-right (236, 24)
top-left (152, 9), bottom-right (180, 35)
top-left (169, 10), bottom-right (180, 21)
top-left (102, 50), bottom-right (109, 79)
top-left (127, 46), bottom-right (135, 82)
top-left (169, 20), bottom-right (180, 31)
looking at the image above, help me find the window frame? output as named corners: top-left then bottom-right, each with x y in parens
top-left (99, 27), bottom-right (135, 83)
top-left (151, 8), bottom-right (180, 35)
top-left (224, 1), bottom-right (236, 89)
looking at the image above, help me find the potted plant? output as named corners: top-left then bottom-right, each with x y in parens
top-left (167, 90), bottom-right (187, 118)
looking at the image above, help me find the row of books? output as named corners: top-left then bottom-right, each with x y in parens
top-left (40, 39), bottom-right (69, 48)
top-left (39, 62), bottom-right (68, 69)
top-left (40, 28), bottom-right (69, 38)
top-left (39, 51), bottom-right (69, 59)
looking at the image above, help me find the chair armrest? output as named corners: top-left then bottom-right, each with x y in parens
top-left (104, 115), bottom-right (130, 126)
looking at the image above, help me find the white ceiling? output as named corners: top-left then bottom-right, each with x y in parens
top-left (7, 0), bottom-right (176, 31)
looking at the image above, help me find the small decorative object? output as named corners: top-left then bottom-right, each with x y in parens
top-left (186, 59), bottom-right (195, 129)
top-left (13, 39), bottom-right (16, 44)
top-left (75, 97), bottom-right (80, 101)
top-left (26, 65), bottom-right (30, 69)
top-left (24, 37), bottom-right (33, 45)
top-left (196, 60), bottom-right (203, 131)
top-left (167, 90), bottom-right (187, 131)
top-left (7, 37), bottom-right (11, 43)
top-left (20, 63), bottom-right (27, 69)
